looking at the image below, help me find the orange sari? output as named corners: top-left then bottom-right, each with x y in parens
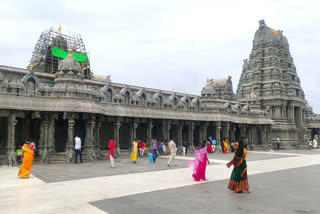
top-left (18, 144), bottom-right (34, 179)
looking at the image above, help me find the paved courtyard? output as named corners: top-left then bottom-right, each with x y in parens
top-left (1, 150), bottom-right (320, 214)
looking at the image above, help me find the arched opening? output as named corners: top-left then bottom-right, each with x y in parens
top-left (106, 88), bottom-right (112, 103)
top-left (141, 93), bottom-right (146, 106)
top-left (158, 95), bottom-right (163, 107)
top-left (26, 78), bottom-right (36, 95)
top-left (124, 91), bottom-right (130, 104)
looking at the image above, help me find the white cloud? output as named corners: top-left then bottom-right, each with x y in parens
top-left (1, 0), bottom-right (320, 112)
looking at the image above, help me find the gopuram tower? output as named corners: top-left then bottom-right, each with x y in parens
top-left (236, 20), bottom-right (307, 147)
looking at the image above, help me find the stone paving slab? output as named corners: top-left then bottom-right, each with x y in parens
top-left (91, 165), bottom-right (320, 214)
top-left (30, 156), bottom-right (191, 183)
top-left (29, 151), bottom-right (295, 183)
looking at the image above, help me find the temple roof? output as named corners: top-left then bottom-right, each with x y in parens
top-left (253, 20), bottom-right (289, 47)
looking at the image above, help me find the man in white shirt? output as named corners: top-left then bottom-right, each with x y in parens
top-left (167, 139), bottom-right (177, 167)
top-left (74, 136), bottom-right (83, 163)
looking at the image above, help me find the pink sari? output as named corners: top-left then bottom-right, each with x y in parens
top-left (188, 147), bottom-right (208, 181)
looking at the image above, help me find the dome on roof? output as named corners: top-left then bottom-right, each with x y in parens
top-left (58, 55), bottom-right (82, 72)
top-left (253, 20), bottom-right (289, 47)
top-left (201, 83), bottom-right (214, 97)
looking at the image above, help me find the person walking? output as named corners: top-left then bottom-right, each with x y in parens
top-left (18, 138), bottom-right (34, 179)
top-left (226, 140), bottom-right (249, 193)
top-left (182, 140), bottom-right (187, 156)
top-left (130, 138), bottom-right (138, 164)
top-left (138, 140), bottom-right (144, 157)
top-left (276, 136), bottom-right (280, 150)
top-left (188, 141), bottom-right (210, 181)
top-left (107, 137), bottom-right (115, 168)
top-left (74, 136), bottom-right (82, 163)
top-left (167, 139), bottom-right (177, 167)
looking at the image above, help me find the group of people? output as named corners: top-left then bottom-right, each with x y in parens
top-left (17, 134), bottom-right (250, 193)
top-left (127, 138), bottom-right (178, 166)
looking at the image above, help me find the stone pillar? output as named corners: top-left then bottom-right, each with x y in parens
top-left (232, 125), bottom-right (237, 142)
top-left (40, 113), bottom-right (50, 163)
top-left (7, 115), bottom-right (17, 167)
top-left (85, 118), bottom-right (97, 161)
top-left (167, 122), bottom-right (172, 141)
top-left (48, 113), bottom-right (56, 152)
top-left (188, 122), bottom-right (195, 153)
top-left (198, 124), bottom-right (203, 146)
top-left (202, 122), bottom-right (208, 142)
top-left (95, 121), bottom-right (102, 159)
top-left (263, 125), bottom-right (267, 146)
top-left (65, 118), bottom-right (75, 163)
top-left (147, 119), bottom-right (153, 146)
top-left (177, 122), bottom-right (183, 154)
top-left (225, 122), bottom-right (230, 140)
top-left (216, 121), bottom-right (222, 152)
top-left (114, 119), bottom-right (121, 158)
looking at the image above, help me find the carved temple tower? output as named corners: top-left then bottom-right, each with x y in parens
top-left (236, 20), bottom-right (307, 147)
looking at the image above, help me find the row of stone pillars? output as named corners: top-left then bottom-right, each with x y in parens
top-left (3, 110), bottom-right (272, 166)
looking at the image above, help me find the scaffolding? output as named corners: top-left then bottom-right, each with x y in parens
top-left (28, 27), bottom-right (91, 79)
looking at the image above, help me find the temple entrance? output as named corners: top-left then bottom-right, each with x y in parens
top-left (119, 124), bottom-right (130, 149)
top-left (152, 120), bottom-right (162, 140)
top-left (15, 116), bottom-right (41, 149)
top-left (182, 125), bottom-right (188, 142)
top-left (235, 124), bottom-right (241, 142)
top-left (207, 124), bottom-right (216, 140)
top-left (74, 119), bottom-right (85, 146)
top-left (136, 123), bottom-right (147, 141)
top-left (169, 124), bottom-right (178, 143)
top-left (54, 118), bottom-right (68, 152)
top-left (99, 121), bottom-right (114, 150)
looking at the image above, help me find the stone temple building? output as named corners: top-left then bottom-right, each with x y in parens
top-left (0, 20), bottom-right (319, 166)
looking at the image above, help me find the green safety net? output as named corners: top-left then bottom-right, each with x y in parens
top-left (51, 46), bottom-right (88, 62)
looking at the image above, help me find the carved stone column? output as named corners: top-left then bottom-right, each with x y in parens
top-left (85, 118), bottom-right (97, 161)
top-left (198, 124), bottom-right (203, 146)
top-left (65, 118), bottom-right (75, 163)
top-left (48, 113), bottom-right (57, 152)
top-left (225, 122), bottom-right (230, 140)
top-left (95, 121), bottom-right (102, 159)
top-left (114, 120), bottom-right (121, 158)
top-left (189, 122), bottom-right (195, 153)
top-left (132, 121), bottom-right (138, 141)
top-left (40, 113), bottom-right (50, 163)
top-left (178, 122), bottom-right (183, 154)
top-left (263, 125), bottom-right (267, 147)
top-left (7, 116), bottom-right (17, 167)
top-left (202, 122), bottom-right (208, 142)
top-left (147, 119), bottom-right (153, 146)
top-left (216, 121), bottom-right (222, 152)
top-left (232, 125), bottom-right (237, 142)
top-left (167, 122), bottom-right (172, 141)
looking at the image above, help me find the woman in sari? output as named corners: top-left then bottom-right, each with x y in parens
top-left (18, 139), bottom-right (34, 179)
top-left (130, 139), bottom-right (138, 164)
top-left (206, 138), bottom-right (213, 153)
top-left (223, 138), bottom-right (230, 154)
top-left (226, 140), bottom-right (249, 193)
top-left (188, 141), bottom-right (210, 181)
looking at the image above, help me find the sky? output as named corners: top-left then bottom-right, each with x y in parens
top-left (1, 0), bottom-right (319, 113)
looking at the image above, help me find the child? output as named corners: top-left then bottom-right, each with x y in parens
top-left (148, 149), bottom-right (154, 163)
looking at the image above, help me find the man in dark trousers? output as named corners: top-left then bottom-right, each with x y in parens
top-left (74, 136), bottom-right (83, 163)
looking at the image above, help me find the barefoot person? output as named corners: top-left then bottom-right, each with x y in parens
top-left (188, 141), bottom-right (210, 181)
top-left (18, 138), bottom-right (34, 179)
top-left (167, 139), bottom-right (177, 167)
top-left (226, 140), bottom-right (250, 193)
top-left (130, 138), bottom-right (138, 164)
top-left (107, 137), bottom-right (115, 168)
